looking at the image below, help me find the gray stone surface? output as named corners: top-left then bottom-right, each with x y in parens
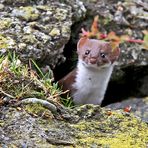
top-left (0, 105), bottom-right (148, 147)
top-left (0, 0), bottom-right (86, 68)
top-left (106, 97), bottom-right (148, 123)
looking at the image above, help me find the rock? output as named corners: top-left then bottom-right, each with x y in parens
top-left (12, 6), bottom-right (40, 21)
top-left (59, 0), bottom-right (86, 21)
top-left (106, 97), bottom-right (148, 123)
top-left (80, 0), bottom-right (148, 28)
top-left (0, 0), bottom-right (86, 68)
top-left (0, 105), bottom-right (148, 147)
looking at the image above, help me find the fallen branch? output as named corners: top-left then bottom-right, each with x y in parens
top-left (20, 98), bottom-right (57, 113)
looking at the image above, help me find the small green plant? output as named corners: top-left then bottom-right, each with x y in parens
top-left (0, 51), bottom-right (74, 108)
top-left (60, 96), bottom-right (74, 108)
top-left (31, 59), bottom-right (75, 108)
top-left (0, 53), bottom-right (51, 99)
top-left (8, 51), bottom-right (23, 76)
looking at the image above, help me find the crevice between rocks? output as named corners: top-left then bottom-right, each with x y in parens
top-left (53, 23), bottom-right (148, 107)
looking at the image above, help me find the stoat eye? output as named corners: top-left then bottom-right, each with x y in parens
top-left (85, 50), bottom-right (90, 55)
top-left (100, 53), bottom-right (106, 58)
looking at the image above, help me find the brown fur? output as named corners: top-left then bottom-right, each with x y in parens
top-left (58, 68), bottom-right (77, 94)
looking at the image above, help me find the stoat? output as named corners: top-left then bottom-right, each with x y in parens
top-left (59, 37), bottom-right (120, 105)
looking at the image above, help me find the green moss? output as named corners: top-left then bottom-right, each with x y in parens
top-left (61, 26), bottom-right (71, 35)
top-left (102, 17), bottom-right (112, 25)
top-left (25, 103), bottom-right (53, 119)
top-left (0, 120), bottom-right (5, 127)
top-left (79, 133), bottom-right (147, 148)
top-left (71, 111), bottom-right (148, 147)
top-left (22, 34), bottom-right (38, 44)
top-left (55, 8), bottom-right (68, 21)
top-left (15, 6), bottom-right (39, 21)
top-left (36, 5), bottom-right (51, 12)
top-left (144, 97), bottom-right (148, 104)
top-left (0, 34), bottom-right (8, 49)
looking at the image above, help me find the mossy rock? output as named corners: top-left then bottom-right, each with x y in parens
top-left (0, 34), bottom-right (16, 50)
top-left (0, 0), bottom-right (86, 68)
top-left (107, 97), bottom-right (148, 123)
top-left (0, 105), bottom-right (148, 147)
top-left (0, 18), bottom-right (12, 30)
top-left (12, 6), bottom-right (40, 21)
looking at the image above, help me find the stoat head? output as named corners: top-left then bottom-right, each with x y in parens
top-left (77, 37), bottom-right (120, 69)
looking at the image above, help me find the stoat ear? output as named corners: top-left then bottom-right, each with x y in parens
top-left (112, 47), bottom-right (120, 57)
top-left (110, 47), bottom-right (120, 63)
top-left (77, 37), bottom-right (89, 52)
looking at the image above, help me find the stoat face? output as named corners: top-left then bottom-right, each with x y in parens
top-left (77, 37), bottom-right (120, 69)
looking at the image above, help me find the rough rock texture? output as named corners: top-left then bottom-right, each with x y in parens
top-left (0, 105), bottom-right (148, 147)
top-left (0, 0), bottom-right (86, 68)
top-left (107, 97), bottom-right (148, 123)
top-left (0, 1), bottom-right (148, 147)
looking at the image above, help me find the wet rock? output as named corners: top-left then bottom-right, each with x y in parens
top-left (0, 105), bottom-right (148, 147)
top-left (106, 97), bottom-right (148, 123)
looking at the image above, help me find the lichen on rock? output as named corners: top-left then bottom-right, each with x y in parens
top-left (0, 1), bottom-right (80, 68)
top-left (107, 97), bottom-right (148, 123)
top-left (0, 105), bottom-right (148, 147)
top-left (0, 18), bottom-right (12, 30)
top-left (12, 6), bottom-right (40, 21)
top-left (0, 34), bottom-right (16, 50)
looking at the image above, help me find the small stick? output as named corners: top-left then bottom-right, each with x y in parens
top-left (21, 98), bottom-right (57, 113)
top-left (0, 87), bottom-right (15, 99)
top-left (48, 90), bottom-right (70, 99)
top-left (126, 39), bottom-right (144, 44)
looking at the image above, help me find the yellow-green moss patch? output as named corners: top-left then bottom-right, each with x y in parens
top-left (24, 103), bottom-right (53, 119)
top-left (0, 34), bottom-right (16, 49)
top-left (0, 18), bottom-right (12, 30)
top-left (13, 6), bottom-right (39, 21)
top-left (49, 28), bottom-right (60, 37)
top-left (71, 111), bottom-right (148, 147)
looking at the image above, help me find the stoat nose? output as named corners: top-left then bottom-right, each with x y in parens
top-left (90, 57), bottom-right (97, 64)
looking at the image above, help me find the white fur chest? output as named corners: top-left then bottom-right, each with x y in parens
top-left (72, 60), bottom-right (113, 105)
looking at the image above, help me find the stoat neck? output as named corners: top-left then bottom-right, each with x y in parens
top-left (76, 59), bottom-right (114, 79)
top-left (72, 59), bottom-right (114, 105)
